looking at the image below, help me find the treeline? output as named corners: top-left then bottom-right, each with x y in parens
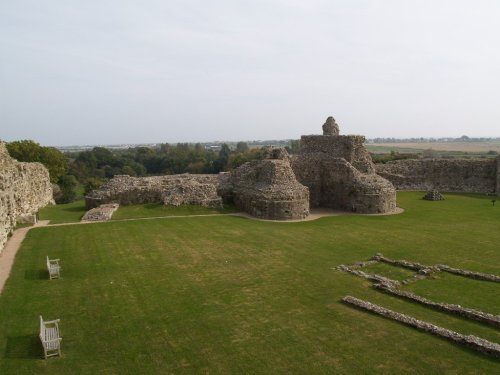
top-left (6, 140), bottom-right (279, 203)
top-left (68, 142), bottom-right (265, 192)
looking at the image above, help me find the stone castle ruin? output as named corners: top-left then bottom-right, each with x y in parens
top-left (0, 142), bottom-right (53, 254)
top-left (291, 117), bottom-right (396, 213)
top-left (86, 118), bottom-right (397, 219)
top-left (376, 157), bottom-right (500, 195)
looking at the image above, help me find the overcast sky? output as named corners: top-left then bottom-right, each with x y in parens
top-left (1, 0), bottom-right (499, 146)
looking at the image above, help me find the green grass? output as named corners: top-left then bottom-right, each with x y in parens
top-left (362, 262), bottom-right (416, 281)
top-left (38, 201), bottom-right (239, 224)
top-left (1, 192), bottom-right (499, 374)
top-left (38, 200), bottom-right (87, 224)
top-left (111, 202), bottom-right (239, 220)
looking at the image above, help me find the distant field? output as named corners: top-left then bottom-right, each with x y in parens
top-left (366, 141), bottom-right (500, 154)
top-left (1, 192), bottom-right (499, 374)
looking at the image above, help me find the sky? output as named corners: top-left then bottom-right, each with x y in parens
top-left (1, 0), bottom-right (499, 146)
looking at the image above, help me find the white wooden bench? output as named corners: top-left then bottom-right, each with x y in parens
top-left (39, 316), bottom-right (62, 358)
top-left (46, 256), bottom-right (61, 279)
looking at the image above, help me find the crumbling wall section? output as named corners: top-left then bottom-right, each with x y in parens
top-left (231, 150), bottom-right (309, 220)
top-left (0, 142), bottom-right (53, 253)
top-left (291, 121), bottom-right (396, 214)
top-left (376, 159), bottom-right (496, 194)
top-left (85, 174), bottom-right (224, 209)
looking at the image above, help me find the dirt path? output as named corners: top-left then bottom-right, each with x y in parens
top-left (0, 220), bottom-right (50, 293)
top-left (0, 207), bottom-right (404, 294)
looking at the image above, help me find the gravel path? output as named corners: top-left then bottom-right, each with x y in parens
top-left (0, 220), bottom-right (50, 293)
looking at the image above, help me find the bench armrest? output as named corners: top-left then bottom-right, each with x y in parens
top-left (44, 319), bottom-right (60, 324)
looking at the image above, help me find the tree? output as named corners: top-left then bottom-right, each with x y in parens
top-left (57, 175), bottom-right (78, 203)
top-left (6, 140), bottom-right (67, 182)
top-left (235, 141), bottom-right (249, 154)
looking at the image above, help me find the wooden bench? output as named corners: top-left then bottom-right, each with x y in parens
top-left (46, 256), bottom-right (61, 279)
top-left (39, 316), bottom-right (62, 358)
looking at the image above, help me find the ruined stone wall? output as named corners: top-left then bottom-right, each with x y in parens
top-left (300, 135), bottom-right (374, 173)
top-left (0, 142), bottom-right (53, 253)
top-left (231, 151), bottom-right (309, 220)
top-left (85, 174), bottom-right (225, 209)
top-left (292, 155), bottom-right (395, 212)
top-left (291, 123), bottom-right (396, 214)
top-left (375, 158), bottom-right (497, 194)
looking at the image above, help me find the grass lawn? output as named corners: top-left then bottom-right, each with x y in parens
top-left (1, 192), bottom-right (499, 374)
top-left (38, 200), bottom-right (87, 224)
top-left (111, 203), bottom-right (239, 220)
top-left (361, 262), bottom-right (416, 281)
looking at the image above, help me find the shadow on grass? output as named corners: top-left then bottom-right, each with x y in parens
top-left (24, 269), bottom-right (47, 280)
top-left (143, 203), bottom-right (163, 210)
top-left (4, 335), bottom-right (43, 359)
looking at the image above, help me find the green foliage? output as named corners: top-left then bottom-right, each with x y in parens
top-left (38, 200), bottom-right (87, 223)
top-left (57, 174), bottom-right (78, 203)
top-left (6, 140), bottom-right (67, 182)
top-left (235, 141), bottom-right (249, 153)
top-left (84, 177), bottom-right (104, 195)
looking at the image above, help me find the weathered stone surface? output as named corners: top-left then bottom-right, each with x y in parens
top-left (374, 283), bottom-right (500, 327)
top-left (376, 159), bottom-right (497, 194)
top-left (423, 190), bottom-right (444, 201)
top-left (86, 117), bottom-right (398, 219)
top-left (342, 296), bottom-right (500, 359)
top-left (81, 204), bottom-right (119, 222)
top-left (322, 116), bottom-right (339, 136)
top-left (0, 142), bottom-right (53, 254)
top-left (436, 264), bottom-right (500, 282)
top-left (336, 264), bottom-right (401, 288)
top-left (292, 118), bottom-right (396, 213)
top-left (85, 174), bottom-right (224, 209)
top-left (162, 178), bottom-right (222, 208)
top-left (231, 148), bottom-right (309, 220)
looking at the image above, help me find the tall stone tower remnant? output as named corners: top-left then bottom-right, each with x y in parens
top-left (291, 117), bottom-right (396, 213)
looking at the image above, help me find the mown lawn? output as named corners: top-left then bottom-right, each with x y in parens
top-left (1, 192), bottom-right (499, 374)
top-left (38, 200), bottom-right (87, 224)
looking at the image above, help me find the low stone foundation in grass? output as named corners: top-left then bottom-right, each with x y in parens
top-left (81, 204), bottom-right (119, 222)
top-left (342, 296), bottom-right (500, 359)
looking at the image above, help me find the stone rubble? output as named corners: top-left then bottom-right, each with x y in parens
top-left (423, 190), bottom-right (445, 201)
top-left (81, 204), bottom-right (120, 222)
top-left (338, 253), bottom-right (500, 328)
top-left (376, 157), bottom-right (500, 195)
top-left (374, 283), bottom-right (500, 328)
top-left (85, 174), bottom-right (224, 209)
top-left (372, 253), bottom-right (435, 272)
top-left (342, 296), bottom-right (500, 359)
top-left (435, 264), bottom-right (500, 283)
top-left (336, 264), bottom-right (400, 288)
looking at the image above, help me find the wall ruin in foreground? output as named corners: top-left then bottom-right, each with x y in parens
top-left (0, 142), bottom-right (54, 254)
top-left (375, 158), bottom-right (499, 195)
